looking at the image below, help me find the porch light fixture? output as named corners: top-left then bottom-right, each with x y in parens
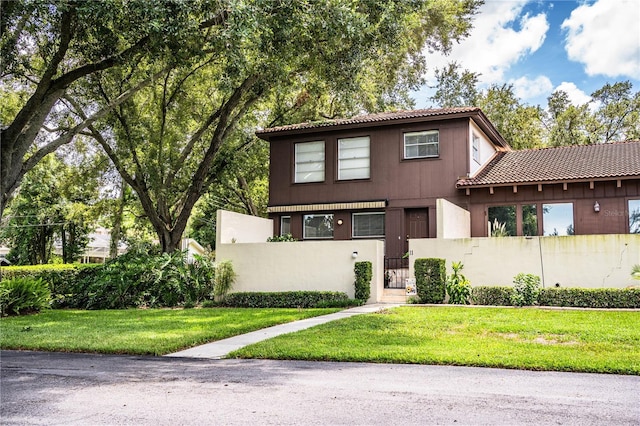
top-left (337, 219), bottom-right (344, 225)
top-left (594, 201), bottom-right (600, 212)
top-left (352, 251), bottom-right (358, 259)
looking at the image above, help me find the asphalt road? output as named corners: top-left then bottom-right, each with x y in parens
top-left (1, 350), bottom-right (638, 425)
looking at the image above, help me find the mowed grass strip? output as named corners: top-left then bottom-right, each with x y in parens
top-left (229, 306), bottom-right (640, 375)
top-left (0, 308), bottom-right (341, 356)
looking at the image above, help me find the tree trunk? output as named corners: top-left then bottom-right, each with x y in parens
top-left (110, 181), bottom-right (127, 259)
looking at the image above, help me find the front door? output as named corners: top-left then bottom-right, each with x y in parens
top-left (405, 208), bottom-right (428, 254)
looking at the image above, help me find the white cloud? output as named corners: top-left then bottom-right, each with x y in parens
top-left (510, 75), bottom-right (553, 101)
top-left (562, 0), bottom-right (640, 79)
top-left (554, 82), bottom-right (592, 105)
top-left (424, 1), bottom-right (549, 85)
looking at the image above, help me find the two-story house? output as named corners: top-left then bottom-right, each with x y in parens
top-left (256, 107), bottom-right (640, 260)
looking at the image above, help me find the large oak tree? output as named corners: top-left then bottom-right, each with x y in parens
top-left (77, 0), bottom-right (482, 252)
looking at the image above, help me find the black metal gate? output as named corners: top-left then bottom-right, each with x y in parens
top-left (384, 257), bottom-right (409, 289)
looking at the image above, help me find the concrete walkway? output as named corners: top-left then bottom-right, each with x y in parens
top-left (166, 303), bottom-right (397, 359)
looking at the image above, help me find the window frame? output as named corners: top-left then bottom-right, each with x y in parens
top-left (337, 136), bottom-right (370, 181)
top-left (542, 202), bottom-right (575, 236)
top-left (280, 216), bottom-right (291, 236)
top-left (472, 133), bottom-right (480, 164)
top-left (302, 214), bottom-right (334, 240)
top-left (403, 130), bottom-right (439, 160)
top-left (294, 141), bottom-right (325, 183)
top-left (352, 212), bottom-right (385, 238)
top-left (628, 198), bottom-right (640, 234)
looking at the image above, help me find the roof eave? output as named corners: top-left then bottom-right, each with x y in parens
top-left (456, 175), bottom-right (640, 189)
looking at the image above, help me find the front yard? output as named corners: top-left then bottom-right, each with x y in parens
top-left (0, 307), bottom-right (341, 355)
top-left (231, 306), bottom-right (640, 375)
top-left (1, 306), bottom-right (638, 375)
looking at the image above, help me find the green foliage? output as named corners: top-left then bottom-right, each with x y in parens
top-left (632, 265), bottom-right (640, 281)
top-left (0, 277), bottom-right (51, 315)
top-left (538, 288), bottom-right (640, 309)
top-left (446, 261), bottom-right (471, 304)
top-left (430, 61), bottom-right (479, 107)
top-left (221, 291), bottom-right (352, 308)
top-left (470, 286), bottom-right (513, 306)
top-left (511, 273), bottom-right (541, 306)
top-left (38, 250), bottom-right (219, 309)
top-left (354, 261), bottom-right (372, 302)
top-left (267, 234), bottom-right (297, 242)
top-left (214, 261), bottom-right (236, 301)
top-left (414, 258), bottom-right (446, 304)
top-left (1, 154), bottom-right (100, 265)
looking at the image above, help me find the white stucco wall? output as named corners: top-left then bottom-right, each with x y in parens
top-left (216, 210), bottom-right (273, 245)
top-left (436, 199), bottom-right (471, 238)
top-left (468, 120), bottom-right (497, 176)
top-left (409, 234), bottom-right (640, 289)
top-left (216, 240), bottom-right (385, 303)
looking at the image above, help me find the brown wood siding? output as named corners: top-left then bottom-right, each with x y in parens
top-left (269, 118), bottom-right (472, 208)
top-left (268, 118), bottom-right (476, 257)
top-left (466, 180), bottom-right (640, 237)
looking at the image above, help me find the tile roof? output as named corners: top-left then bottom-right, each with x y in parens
top-left (256, 107), bottom-right (482, 134)
top-left (457, 140), bottom-right (640, 187)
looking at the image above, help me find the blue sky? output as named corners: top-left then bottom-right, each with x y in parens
top-left (412, 0), bottom-right (640, 108)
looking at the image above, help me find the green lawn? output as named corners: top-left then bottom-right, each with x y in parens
top-left (0, 307), bottom-right (341, 355)
top-left (230, 306), bottom-right (640, 375)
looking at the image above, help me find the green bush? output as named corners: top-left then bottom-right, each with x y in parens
top-left (470, 286), bottom-right (513, 306)
top-left (414, 258), bottom-right (446, 304)
top-left (538, 287), bottom-right (640, 309)
top-left (446, 261), bottom-right (471, 304)
top-left (214, 260), bottom-right (236, 301)
top-left (354, 261), bottom-right (372, 302)
top-left (222, 291), bottom-right (352, 308)
top-left (511, 273), bottom-right (541, 306)
top-left (267, 234), bottom-right (297, 242)
top-left (0, 277), bottom-right (51, 315)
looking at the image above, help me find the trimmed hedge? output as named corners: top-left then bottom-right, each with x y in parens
top-left (471, 286), bottom-right (640, 308)
top-left (0, 264), bottom-right (97, 292)
top-left (354, 261), bottom-right (372, 302)
top-left (221, 291), bottom-right (354, 308)
top-left (538, 288), bottom-right (640, 309)
top-left (414, 258), bottom-right (446, 304)
top-left (471, 286), bottom-right (513, 306)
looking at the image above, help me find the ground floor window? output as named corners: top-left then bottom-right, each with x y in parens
top-left (303, 214), bottom-right (334, 239)
top-left (543, 203), bottom-right (574, 236)
top-left (352, 212), bottom-right (385, 238)
top-left (629, 199), bottom-right (640, 233)
top-left (280, 216), bottom-right (291, 236)
top-left (522, 204), bottom-right (538, 236)
top-left (488, 205), bottom-right (516, 236)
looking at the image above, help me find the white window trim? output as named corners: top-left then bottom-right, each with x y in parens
top-left (472, 133), bottom-right (480, 164)
top-left (294, 141), bottom-right (325, 183)
top-left (352, 212), bottom-right (385, 238)
top-left (280, 216), bottom-right (291, 236)
top-left (338, 136), bottom-right (370, 180)
top-left (404, 130), bottom-right (439, 159)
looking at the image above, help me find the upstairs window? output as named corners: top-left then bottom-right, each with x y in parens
top-left (338, 136), bottom-right (370, 180)
top-left (295, 141), bottom-right (324, 183)
top-left (472, 133), bottom-right (480, 163)
top-left (404, 130), bottom-right (439, 159)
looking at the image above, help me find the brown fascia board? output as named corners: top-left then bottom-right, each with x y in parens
top-left (256, 109), bottom-right (510, 149)
top-left (456, 175), bottom-right (640, 190)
